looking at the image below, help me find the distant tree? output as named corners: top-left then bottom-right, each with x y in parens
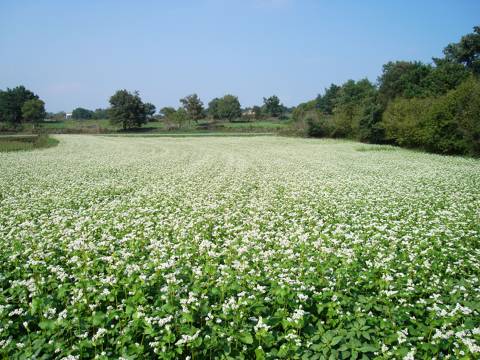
top-left (331, 79), bottom-right (377, 139)
top-left (263, 95), bottom-right (283, 117)
top-left (109, 90), bottom-right (147, 130)
top-left (144, 103), bottom-right (156, 120)
top-left (208, 98), bottom-right (220, 119)
top-left (48, 111), bottom-right (66, 121)
top-left (423, 60), bottom-right (470, 96)
top-left (160, 107), bottom-right (176, 118)
top-left (171, 108), bottom-right (188, 128)
top-left (21, 99), bottom-right (46, 128)
top-left (252, 105), bottom-right (263, 120)
top-left (92, 108), bottom-right (109, 119)
top-left (180, 94), bottom-right (204, 122)
top-left (377, 61), bottom-right (432, 104)
top-left (316, 84), bottom-right (341, 114)
top-left (217, 95), bottom-right (242, 121)
top-left (72, 107), bottom-right (94, 119)
top-left (0, 86), bottom-right (39, 127)
top-left (442, 26), bottom-right (480, 75)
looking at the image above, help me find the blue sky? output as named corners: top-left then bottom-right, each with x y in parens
top-left (0, 0), bottom-right (479, 112)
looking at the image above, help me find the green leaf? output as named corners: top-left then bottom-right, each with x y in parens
top-left (331, 336), bottom-right (342, 346)
top-left (358, 344), bottom-right (377, 353)
top-left (239, 332), bottom-right (254, 344)
top-left (255, 347), bottom-right (266, 360)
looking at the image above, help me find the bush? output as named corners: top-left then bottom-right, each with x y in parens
top-left (381, 97), bottom-right (433, 148)
top-left (382, 77), bottom-right (480, 156)
top-left (306, 115), bottom-right (334, 137)
top-left (423, 77), bottom-right (480, 155)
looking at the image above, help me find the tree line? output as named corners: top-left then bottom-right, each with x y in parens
top-left (293, 26), bottom-right (480, 156)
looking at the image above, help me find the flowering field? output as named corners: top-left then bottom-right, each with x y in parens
top-left (1, 135), bottom-right (479, 359)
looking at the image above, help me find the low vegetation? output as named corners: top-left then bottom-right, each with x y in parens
top-left (0, 134), bottom-right (58, 152)
top-left (1, 136), bottom-right (479, 358)
top-left (292, 26), bottom-right (480, 156)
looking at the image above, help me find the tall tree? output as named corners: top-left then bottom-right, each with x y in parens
top-left (180, 94), bottom-right (204, 122)
top-left (442, 26), bottom-right (480, 75)
top-left (208, 98), bottom-right (220, 119)
top-left (109, 90), bottom-right (147, 130)
top-left (217, 95), bottom-right (241, 120)
top-left (263, 95), bottom-right (283, 117)
top-left (0, 86), bottom-right (39, 127)
top-left (377, 61), bottom-right (432, 104)
top-left (21, 99), bottom-right (46, 129)
top-left (316, 84), bottom-right (340, 115)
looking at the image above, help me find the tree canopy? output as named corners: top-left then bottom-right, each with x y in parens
top-left (208, 95), bottom-right (241, 120)
top-left (180, 94), bottom-right (204, 122)
top-left (0, 86), bottom-right (39, 127)
top-left (263, 95), bottom-right (283, 117)
top-left (72, 107), bottom-right (94, 119)
top-left (21, 99), bottom-right (46, 127)
top-left (108, 90), bottom-right (148, 130)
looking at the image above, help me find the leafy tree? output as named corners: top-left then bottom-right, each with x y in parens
top-left (263, 95), bottom-right (283, 117)
top-left (423, 60), bottom-right (470, 96)
top-left (21, 99), bottom-right (46, 128)
top-left (208, 98), bottom-right (220, 119)
top-left (180, 94), bottom-right (204, 122)
top-left (92, 108), bottom-right (109, 119)
top-left (442, 26), bottom-right (480, 75)
top-left (109, 90), bottom-right (147, 130)
top-left (377, 61), bottom-right (432, 104)
top-left (144, 103), bottom-right (156, 120)
top-left (217, 95), bottom-right (242, 121)
top-left (160, 107), bottom-right (176, 118)
top-left (171, 108), bottom-right (188, 128)
top-left (316, 84), bottom-right (341, 114)
top-left (332, 79), bottom-right (377, 138)
top-left (208, 95), bottom-right (242, 120)
top-left (72, 107), bottom-right (94, 119)
top-left (0, 86), bottom-right (39, 127)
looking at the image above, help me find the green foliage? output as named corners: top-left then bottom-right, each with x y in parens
top-left (162, 108), bottom-right (189, 129)
top-left (208, 95), bottom-right (242, 120)
top-left (180, 94), bottom-right (204, 122)
top-left (377, 61), bottom-right (432, 104)
top-left (381, 97), bottom-right (433, 148)
top-left (92, 108), bottom-right (109, 120)
top-left (0, 134), bottom-right (58, 152)
top-left (382, 77), bottom-right (480, 156)
top-left (143, 103), bottom-right (156, 120)
top-left (1, 136), bottom-right (479, 358)
top-left (0, 86), bottom-right (39, 127)
top-left (316, 84), bottom-right (341, 114)
top-left (422, 77), bottom-right (480, 155)
top-left (331, 79), bottom-right (377, 139)
top-left (263, 95), bottom-right (284, 117)
top-left (306, 114), bottom-right (334, 138)
top-left (252, 105), bottom-right (263, 120)
top-left (71, 107), bottom-right (94, 120)
top-left (160, 107), bottom-right (176, 118)
top-left (109, 90), bottom-right (148, 130)
top-left (21, 99), bottom-right (46, 126)
top-left (442, 25), bottom-right (480, 75)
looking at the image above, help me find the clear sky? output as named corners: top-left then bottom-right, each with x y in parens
top-left (1, 0), bottom-right (479, 112)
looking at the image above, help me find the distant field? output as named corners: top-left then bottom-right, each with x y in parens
top-left (1, 118), bottom-right (291, 135)
top-left (1, 136), bottom-right (479, 358)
